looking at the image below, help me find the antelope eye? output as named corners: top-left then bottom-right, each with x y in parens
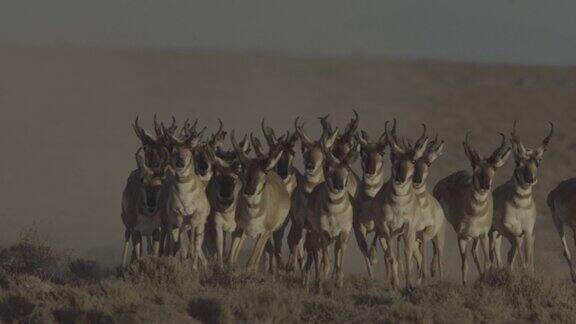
top-left (411, 159), bottom-right (416, 164)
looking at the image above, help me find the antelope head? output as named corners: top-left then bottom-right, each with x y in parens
top-left (133, 116), bottom-right (170, 172)
top-left (463, 131), bottom-right (512, 193)
top-left (413, 135), bottom-right (445, 190)
top-left (135, 146), bottom-right (168, 214)
top-left (165, 119), bottom-right (206, 176)
top-left (193, 119), bottom-right (228, 181)
top-left (295, 116), bottom-right (339, 178)
top-left (232, 130), bottom-right (283, 199)
top-left (318, 110), bottom-right (360, 159)
top-left (261, 120), bottom-right (299, 180)
top-left (387, 120), bottom-right (430, 188)
top-left (510, 121), bottom-right (553, 188)
top-left (206, 145), bottom-right (246, 207)
top-left (322, 139), bottom-right (358, 198)
top-left (357, 129), bottom-right (387, 181)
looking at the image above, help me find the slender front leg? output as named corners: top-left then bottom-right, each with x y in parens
top-left (525, 231), bottom-right (535, 272)
top-left (480, 233), bottom-right (491, 273)
top-left (122, 229), bottom-right (131, 267)
top-left (431, 227), bottom-right (445, 280)
top-left (354, 223), bottom-right (374, 278)
top-left (490, 231), bottom-right (503, 269)
top-left (228, 228), bottom-right (245, 266)
top-left (471, 238), bottom-right (482, 277)
top-left (215, 225), bottom-right (225, 268)
top-left (458, 238), bottom-right (469, 286)
top-left (273, 219), bottom-right (289, 270)
top-left (386, 236), bottom-right (400, 289)
top-left (193, 224), bottom-right (207, 270)
top-left (132, 231), bottom-right (142, 262)
top-left (403, 228), bottom-right (417, 289)
top-left (552, 215), bottom-right (576, 281)
top-left (508, 235), bottom-right (524, 270)
top-left (152, 229), bottom-right (161, 257)
top-left (335, 231), bottom-right (350, 288)
top-left (247, 231), bottom-right (271, 272)
top-left (378, 237), bottom-right (391, 283)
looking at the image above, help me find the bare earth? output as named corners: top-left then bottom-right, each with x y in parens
top-left (1, 43), bottom-right (576, 284)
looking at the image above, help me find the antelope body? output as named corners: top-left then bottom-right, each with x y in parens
top-left (491, 122), bottom-right (553, 271)
top-left (121, 118), bottom-right (170, 266)
top-left (434, 133), bottom-right (511, 285)
top-left (228, 131), bottom-right (291, 273)
top-left (372, 120), bottom-right (428, 289)
top-left (164, 121), bottom-right (211, 269)
top-left (548, 178), bottom-right (576, 281)
top-left (303, 137), bottom-right (357, 289)
top-left (412, 136), bottom-right (446, 280)
top-left (354, 130), bottom-right (388, 278)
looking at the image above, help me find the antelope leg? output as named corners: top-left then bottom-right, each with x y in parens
top-left (122, 229), bottom-right (131, 267)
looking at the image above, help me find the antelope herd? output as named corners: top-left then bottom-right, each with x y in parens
top-left (122, 112), bottom-right (572, 290)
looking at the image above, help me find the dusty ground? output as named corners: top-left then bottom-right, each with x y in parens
top-left (1, 43), bottom-right (576, 285)
top-left (1, 240), bottom-right (576, 323)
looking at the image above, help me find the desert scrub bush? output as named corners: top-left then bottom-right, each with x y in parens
top-left (478, 268), bottom-right (576, 322)
top-left (67, 258), bottom-right (109, 284)
top-left (0, 242), bottom-right (59, 279)
top-left (118, 257), bottom-right (201, 295)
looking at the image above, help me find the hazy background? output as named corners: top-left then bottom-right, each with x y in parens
top-left (1, 1), bottom-right (576, 282)
top-left (1, 0), bottom-right (576, 65)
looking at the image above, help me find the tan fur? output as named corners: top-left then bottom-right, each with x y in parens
top-left (491, 121), bottom-right (552, 272)
top-left (434, 132), bottom-right (511, 285)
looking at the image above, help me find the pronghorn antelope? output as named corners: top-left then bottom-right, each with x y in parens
top-left (412, 133), bottom-right (446, 280)
top-left (228, 130), bottom-right (291, 273)
top-left (548, 178), bottom-right (576, 282)
top-left (354, 129), bottom-right (388, 278)
top-left (121, 119), bottom-right (171, 266)
top-left (194, 119), bottom-right (228, 187)
top-left (318, 111), bottom-right (361, 197)
top-left (372, 120), bottom-right (429, 289)
top-left (164, 120), bottom-right (212, 269)
top-left (204, 135), bottom-right (251, 268)
top-left (303, 136), bottom-right (358, 289)
top-left (491, 122), bottom-right (553, 272)
top-left (254, 120), bottom-right (301, 269)
top-left (284, 117), bottom-right (330, 272)
top-left (434, 132), bottom-right (511, 285)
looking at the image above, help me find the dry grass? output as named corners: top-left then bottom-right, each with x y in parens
top-left (1, 241), bottom-right (575, 323)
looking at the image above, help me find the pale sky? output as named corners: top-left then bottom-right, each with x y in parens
top-left (1, 0), bottom-right (575, 65)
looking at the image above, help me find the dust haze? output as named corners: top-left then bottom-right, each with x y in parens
top-left (1, 44), bottom-right (575, 282)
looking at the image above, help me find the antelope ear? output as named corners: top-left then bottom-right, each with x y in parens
top-left (426, 142), bottom-right (445, 164)
top-left (413, 137), bottom-right (430, 160)
top-left (264, 150), bottom-right (283, 171)
top-left (324, 128), bottom-right (340, 148)
top-left (493, 147), bottom-right (512, 168)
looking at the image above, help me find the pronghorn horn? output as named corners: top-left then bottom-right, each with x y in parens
top-left (261, 119), bottom-right (277, 148)
top-left (133, 116), bottom-right (157, 145)
top-left (343, 109), bottom-right (360, 138)
top-left (250, 133), bottom-right (266, 158)
top-left (489, 133), bottom-right (509, 163)
top-left (294, 116), bottom-right (313, 145)
top-left (230, 130), bottom-right (250, 165)
top-left (414, 124), bottom-right (428, 150)
top-left (541, 121), bottom-right (554, 150)
top-left (463, 131), bottom-right (480, 164)
top-left (510, 120), bottom-right (527, 157)
top-left (318, 114), bottom-right (333, 136)
top-left (135, 146), bottom-right (153, 176)
top-left (385, 119), bottom-right (404, 154)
